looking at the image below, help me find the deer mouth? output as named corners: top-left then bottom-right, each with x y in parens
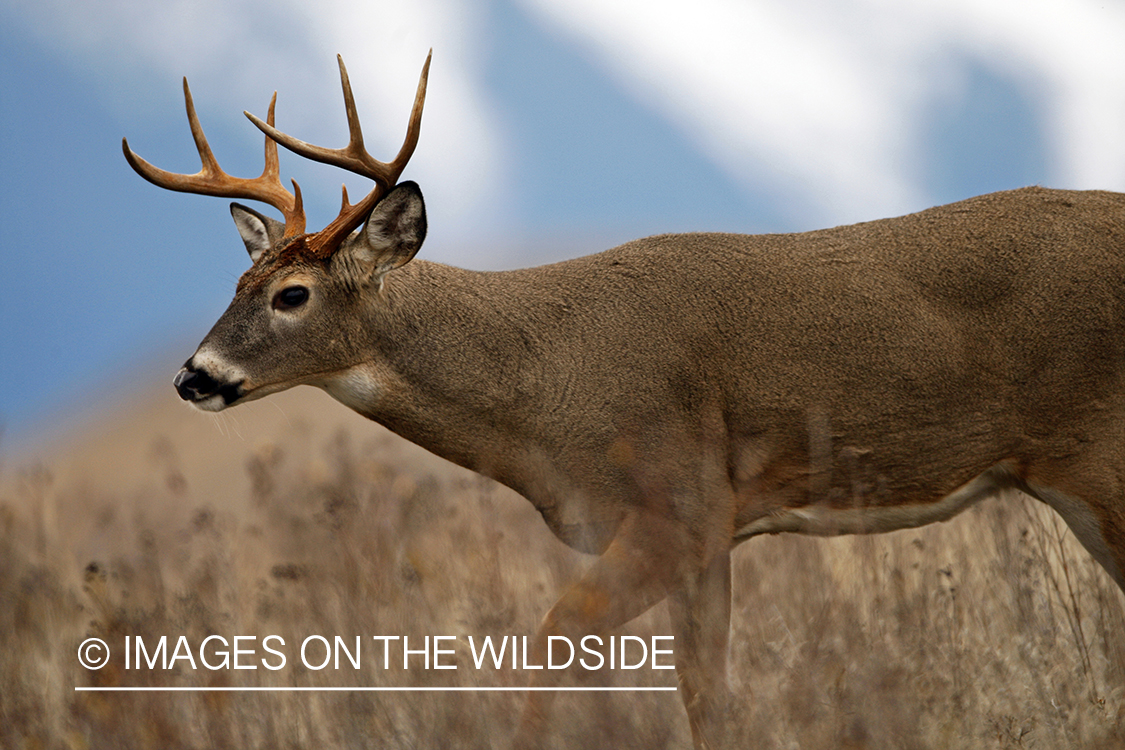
top-left (173, 364), bottom-right (245, 411)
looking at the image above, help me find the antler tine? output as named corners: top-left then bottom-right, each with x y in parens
top-left (245, 51), bottom-right (430, 257)
top-left (122, 79), bottom-right (306, 237)
top-left (246, 50), bottom-right (430, 189)
top-left (261, 92), bottom-right (305, 229)
top-left (335, 56), bottom-right (378, 180)
top-left (388, 50), bottom-right (431, 178)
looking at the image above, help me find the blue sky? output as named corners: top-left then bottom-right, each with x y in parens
top-left (3, 0), bottom-right (1125, 446)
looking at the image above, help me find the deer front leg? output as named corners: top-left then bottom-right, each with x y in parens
top-left (511, 509), bottom-right (681, 749)
top-left (668, 549), bottom-right (734, 750)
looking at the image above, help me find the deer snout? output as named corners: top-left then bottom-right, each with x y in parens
top-left (174, 358), bottom-right (244, 410)
top-left (174, 363), bottom-right (220, 401)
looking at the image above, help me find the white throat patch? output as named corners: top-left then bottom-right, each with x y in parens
top-left (321, 364), bottom-right (389, 413)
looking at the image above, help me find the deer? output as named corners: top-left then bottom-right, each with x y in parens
top-left (123, 52), bottom-right (1125, 749)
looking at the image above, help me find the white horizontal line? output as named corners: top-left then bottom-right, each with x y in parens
top-left (75, 686), bottom-right (677, 692)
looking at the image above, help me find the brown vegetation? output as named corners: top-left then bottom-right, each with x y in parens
top-left (3, 386), bottom-right (1124, 748)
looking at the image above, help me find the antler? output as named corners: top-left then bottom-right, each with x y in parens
top-left (122, 81), bottom-right (306, 237)
top-left (245, 51), bottom-right (430, 257)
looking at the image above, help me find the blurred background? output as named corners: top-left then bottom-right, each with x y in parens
top-left (3, 0), bottom-right (1125, 446)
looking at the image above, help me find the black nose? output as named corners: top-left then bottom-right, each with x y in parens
top-left (174, 364), bottom-right (220, 401)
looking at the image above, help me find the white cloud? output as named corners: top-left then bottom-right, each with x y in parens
top-left (518, 0), bottom-right (1125, 223)
top-left (7, 0), bottom-right (1125, 233)
top-left (930, 0), bottom-right (1125, 190)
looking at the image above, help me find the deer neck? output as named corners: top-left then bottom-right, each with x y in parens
top-left (322, 259), bottom-right (537, 485)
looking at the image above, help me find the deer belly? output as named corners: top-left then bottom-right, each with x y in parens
top-left (734, 463), bottom-right (1016, 539)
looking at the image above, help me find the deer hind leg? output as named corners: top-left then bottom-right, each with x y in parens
top-left (1024, 478), bottom-right (1125, 593)
top-left (511, 509), bottom-right (681, 749)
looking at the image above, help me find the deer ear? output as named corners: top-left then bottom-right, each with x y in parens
top-left (350, 181), bottom-right (427, 283)
top-left (230, 203), bottom-right (284, 263)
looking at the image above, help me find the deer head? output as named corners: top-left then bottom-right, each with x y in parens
top-left (123, 54), bottom-right (431, 411)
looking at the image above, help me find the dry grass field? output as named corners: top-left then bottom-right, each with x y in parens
top-left (3, 384), bottom-right (1125, 749)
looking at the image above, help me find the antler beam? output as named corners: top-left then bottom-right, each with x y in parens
top-left (244, 51), bottom-right (431, 256)
top-left (122, 81), bottom-right (306, 237)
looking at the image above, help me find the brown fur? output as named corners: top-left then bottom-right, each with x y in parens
top-left (169, 185), bottom-right (1125, 749)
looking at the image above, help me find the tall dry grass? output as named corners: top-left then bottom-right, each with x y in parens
top-left (3, 396), bottom-right (1125, 749)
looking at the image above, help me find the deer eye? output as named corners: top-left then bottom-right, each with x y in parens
top-left (273, 285), bottom-right (309, 310)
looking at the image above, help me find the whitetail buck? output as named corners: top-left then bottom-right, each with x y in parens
top-left (124, 53), bottom-right (1125, 749)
